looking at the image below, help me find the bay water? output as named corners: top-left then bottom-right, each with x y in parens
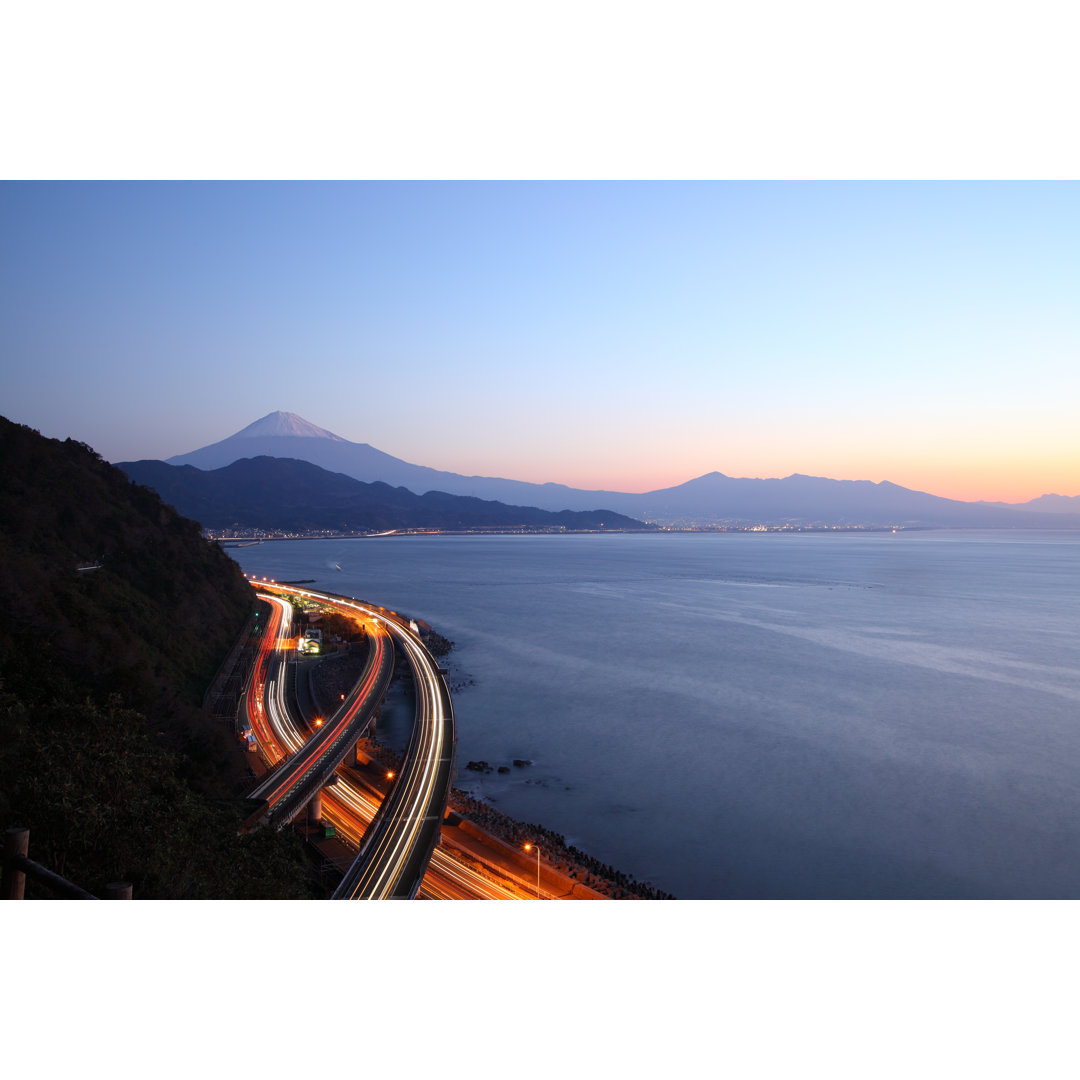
top-left (236, 531), bottom-right (1080, 899)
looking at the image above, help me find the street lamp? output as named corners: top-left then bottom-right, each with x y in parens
top-left (523, 842), bottom-right (541, 900)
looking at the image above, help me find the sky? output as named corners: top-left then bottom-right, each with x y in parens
top-left (2, 180), bottom-right (1078, 504)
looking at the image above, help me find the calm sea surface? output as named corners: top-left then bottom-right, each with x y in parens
top-left (236, 531), bottom-right (1080, 899)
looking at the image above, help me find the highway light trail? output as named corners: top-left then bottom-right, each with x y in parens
top-left (249, 580), bottom-right (456, 899)
top-left (251, 623), bottom-right (389, 818)
top-left (321, 776), bottom-right (523, 899)
top-left (245, 594), bottom-right (292, 763)
top-left (333, 625), bottom-right (450, 898)
top-left (243, 590), bottom-right (393, 832)
top-left (246, 580), bottom-right (530, 898)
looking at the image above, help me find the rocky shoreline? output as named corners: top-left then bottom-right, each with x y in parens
top-left (447, 786), bottom-right (676, 900)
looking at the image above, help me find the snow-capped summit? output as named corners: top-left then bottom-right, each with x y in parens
top-left (232, 411), bottom-right (347, 441)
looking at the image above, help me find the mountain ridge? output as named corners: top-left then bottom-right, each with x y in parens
top-left (158, 411), bottom-right (1080, 528)
top-left (119, 455), bottom-right (650, 533)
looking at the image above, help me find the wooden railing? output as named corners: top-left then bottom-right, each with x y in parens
top-left (2, 827), bottom-right (132, 900)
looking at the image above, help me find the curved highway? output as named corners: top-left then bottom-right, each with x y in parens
top-left (255, 686), bottom-right (522, 900)
top-left (242, 594), bottom-right (293, 763)
top-left (332, 622), bottom-right (455, 898)
top-left (246, 599), bottom-right (393, 830)
top-left (250, 581), bottom-right (457, 899)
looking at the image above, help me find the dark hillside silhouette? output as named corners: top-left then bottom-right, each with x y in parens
top-left (0, 417), bottom-right (314, 898)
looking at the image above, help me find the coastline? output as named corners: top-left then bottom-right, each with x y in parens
top-left (306, 629), bottom-right (674, 899)
top-left (358, 736), bottom-right (674, 900)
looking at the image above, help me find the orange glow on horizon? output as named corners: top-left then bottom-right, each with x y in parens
top-left (504, 456), bottom-right (1080, 507)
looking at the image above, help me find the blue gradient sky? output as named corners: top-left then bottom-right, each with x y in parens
top-left (2, 180), bottom-right (1077, 501)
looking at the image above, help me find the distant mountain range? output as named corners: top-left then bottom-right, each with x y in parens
top-left (118, 456), bottom-right (647, 533)
top-left (984, 492), bottom-right (1080, 514)
top-left (153, 411), bottom-right (1080, 529)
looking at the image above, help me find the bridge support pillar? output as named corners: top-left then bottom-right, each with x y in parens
top-left (309, 790), bottom-right (323, 823)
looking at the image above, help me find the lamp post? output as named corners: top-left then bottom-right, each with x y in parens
top-left (523, 842), bottom-right (541, 900)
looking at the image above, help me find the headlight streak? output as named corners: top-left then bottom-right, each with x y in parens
top-left (320, 781), bottom-right (524, 900)
top-left (335, 624), bottom-right (447, 898)
top-left (264, 596), bottom-right (305, 757)
top-left (247, 595), bottom-right (291, 763)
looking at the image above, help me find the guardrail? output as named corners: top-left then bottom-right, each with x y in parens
top-left (203, 600), bottom-right (273, 723)
top-left (2, 828), bottom-right (132, 900)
